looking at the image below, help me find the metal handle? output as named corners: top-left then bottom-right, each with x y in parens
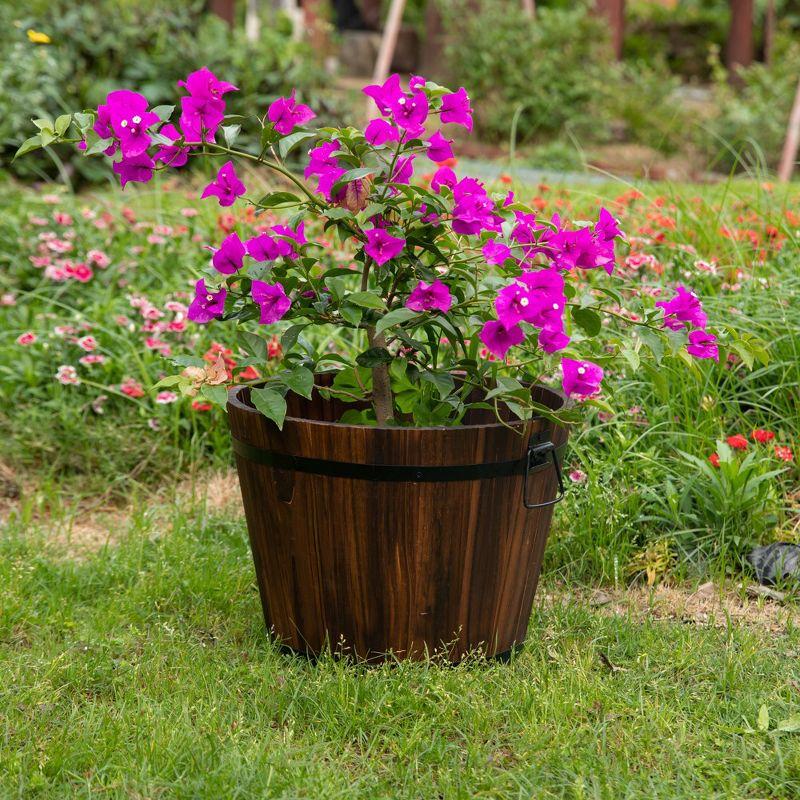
top-left (523, 441), bottom-right (566, 509)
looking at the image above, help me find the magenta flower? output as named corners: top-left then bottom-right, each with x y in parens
top-left (479, 320), bottom-right (524, 359)
top-left (364, 229), bottom-right (405, 266)
top-left (305, 141), bottom-right (345, 200)
top-left (451, 177), bottom-right (502, 235)
top-left (426, 131), bottom-right (454, 163)
top-left (188, 279), bottom-right (226, 323)
top-left (656, 285), bottom-right (707, 331)
top-left (252, 280), bottom-right (291, 324)
top-left (305, 141), bottom-right (339, 177)
top-left (180, 94), bottom-right (225, 143)
top-left (211, 233), bottom-right (245, 275)
top-left (687, 329), bottom-right (719, 361)
top-left (406, 279), bottom-right (452, 313)
top-left (431, 166), bottom-right (457, 193)
top-left (390, 91), bottom-right (428, 131)
top-left (538, 326), bottom-right (570, 353)
top-left (440, 88), bottom-right (473, 131)
top-left (201, 161), bottom-right (246, 207)
top-left (105, 90), bottom-right (159, 158)
top-left (112, 153), bottom-right (155, 188)
top-left (268, 91), bottom-right (316, 136)
top-left (561, 358), bottom-right (604, 400)
top-left (409, 75), bottom-right (427, 91)
top-left (483, 239), bottom-right (512, 265)
top-left (246, 234), bottom-right (283, 262)
top-left (154, 124), bottom-right (189, 168)
top-left (363, 74), bottom-right (404, 116)
top-left (365, 118), bottom-right (400, 146)
top-left (549, 227), bottom-right (614, 274)
top-left (391, 155), bottom-right (415, 185)
top-left (178, 67), bottom-right (237, 101)
top-left (595, 208), bottom-right (623, 241)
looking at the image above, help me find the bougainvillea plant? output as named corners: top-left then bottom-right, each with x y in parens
top-left (18, 68), bottom-right (764, 428)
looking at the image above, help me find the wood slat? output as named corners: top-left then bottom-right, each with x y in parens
top-left (228, 381), bottom-right (568, 661)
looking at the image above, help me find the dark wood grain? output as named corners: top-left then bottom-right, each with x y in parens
top-left (228, 379), bottom-right (569, 662)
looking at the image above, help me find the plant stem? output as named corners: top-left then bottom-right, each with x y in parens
top-left (367, 328), bottom-right (395, 425)
top-left (360, 260), bottom-right (395, 424)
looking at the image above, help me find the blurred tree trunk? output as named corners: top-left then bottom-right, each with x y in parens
top-left (209, 0), bottom-right (236, 26)
top-left (595, 0), bottom-right (625, 61)
top-left (245, 0), bottom-right (260, 41)
top-left (727, 0), bottom-right (754, 80)
top-left (764, 0), bottom-right (775, 66)
top-left (418, 0), bottom-right (446, 78)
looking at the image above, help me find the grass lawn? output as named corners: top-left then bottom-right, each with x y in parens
top-left (3, 495), bottom-right (800, 799)
top-left (1, 174), bottom-right (799, 797)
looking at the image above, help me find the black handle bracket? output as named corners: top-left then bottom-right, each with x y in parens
top-left (523, 441), bottom-right (566, 509)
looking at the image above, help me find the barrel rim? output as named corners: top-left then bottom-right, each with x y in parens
top-left (227, 382), bottom-right (569, 434)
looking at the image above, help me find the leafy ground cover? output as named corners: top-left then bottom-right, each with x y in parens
top-left (0, 173), bottom-right (798, 797)
top-left (0, 173), bottom-right (796, 578)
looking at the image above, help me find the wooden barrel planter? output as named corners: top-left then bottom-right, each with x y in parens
top-left (227, 377), bottom-right (568, 662)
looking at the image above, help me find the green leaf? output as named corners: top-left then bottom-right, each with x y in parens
top-left (639, 329), bottom-right (665, 364)
top-left (356, 347), bottom-right (393, 367)
top-left (257, 191), bottom-right (301, 208)
top-left (776, 715), bottom-right (800, 733)
top-left (281, 323), bottom-right (309, 352)
top-left (324, 207), bottom-right (354, 221)
top-left (200, 384), bottom-right (229, 409)
top-left (284, 366), bottom-right (314, 399)
top-left (359, 202), bottom-right (387, 220)
top-left (757, 704), bottom-right (770, 732)
top-left (420, 371), bottom-right (455, 399)
top-left (152, 375), bottom-right (183, 390)
top-left (170, 355), bottom-right (205, 368)
top-left (32, 117), bottom-right (54, 133)
top-left (278, 130), bottom-right (317, 159)
top-left (85, 137), bottom-right (114, 156)
top-left (260, 124), bottom-right (279, 150)
top-left (571, 307), bottom-right (602, 338)
top-left (375, 307), bottom-right (419, 334)
top-left (336, 166), bottom-right (376, 184)
top-left (54, 114), bottom-right (72, 136)
top-left (151, 104), bottom-right (174, 121)
top-left (620, 347), bottom-right (640, 372)
top-left (222, 124), bottom-right (241, 148)
top-left (250, 387), bottom-right (287, 429)
top-left (13, 135), bottom-right (43, 161)
top-left (239, 331), bottom-right (267, 361)
top-left (340, 305), bottom-right (363, 327)
top-left (346, 291), bottom-right (386, 310)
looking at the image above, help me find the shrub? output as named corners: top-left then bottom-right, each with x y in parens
top-left (0, 2), bottom-right (331, 184)
top-left (438, 0), bottom-right (687, 154)
top-left (702, 31), bottom-right (800, 173)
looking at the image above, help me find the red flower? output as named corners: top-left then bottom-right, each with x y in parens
top-left (726, 434), bottom-right (748, 450)
top-left (191, 401), bottom-right (213, 412)
top-left (775, 446), bottom-right (794, 463)
top-left (752, 429), bottom-right (775, 444)
top-left (709, 453), bottom-right (721, 468)
top-left (237, 365), bottom-right (260, 381)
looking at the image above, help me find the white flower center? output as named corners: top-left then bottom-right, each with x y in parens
top-left (519, 297), bottom-right (529, 307)
top-left (552, 302), bottom-right (559, 309)
top-left (132, 115), bottom-right (142, 124)
top-left (577, 367), bottom-right (586, 375)
top-left (120, 119), bottom-right (128, 128)
top-left (398, 97), bottom-right (406, 105)
top-left (206, 294), bottom-right (214, 302)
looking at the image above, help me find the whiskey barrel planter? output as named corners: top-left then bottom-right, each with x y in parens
top-left (227, 377), bottom-right (568, 662)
